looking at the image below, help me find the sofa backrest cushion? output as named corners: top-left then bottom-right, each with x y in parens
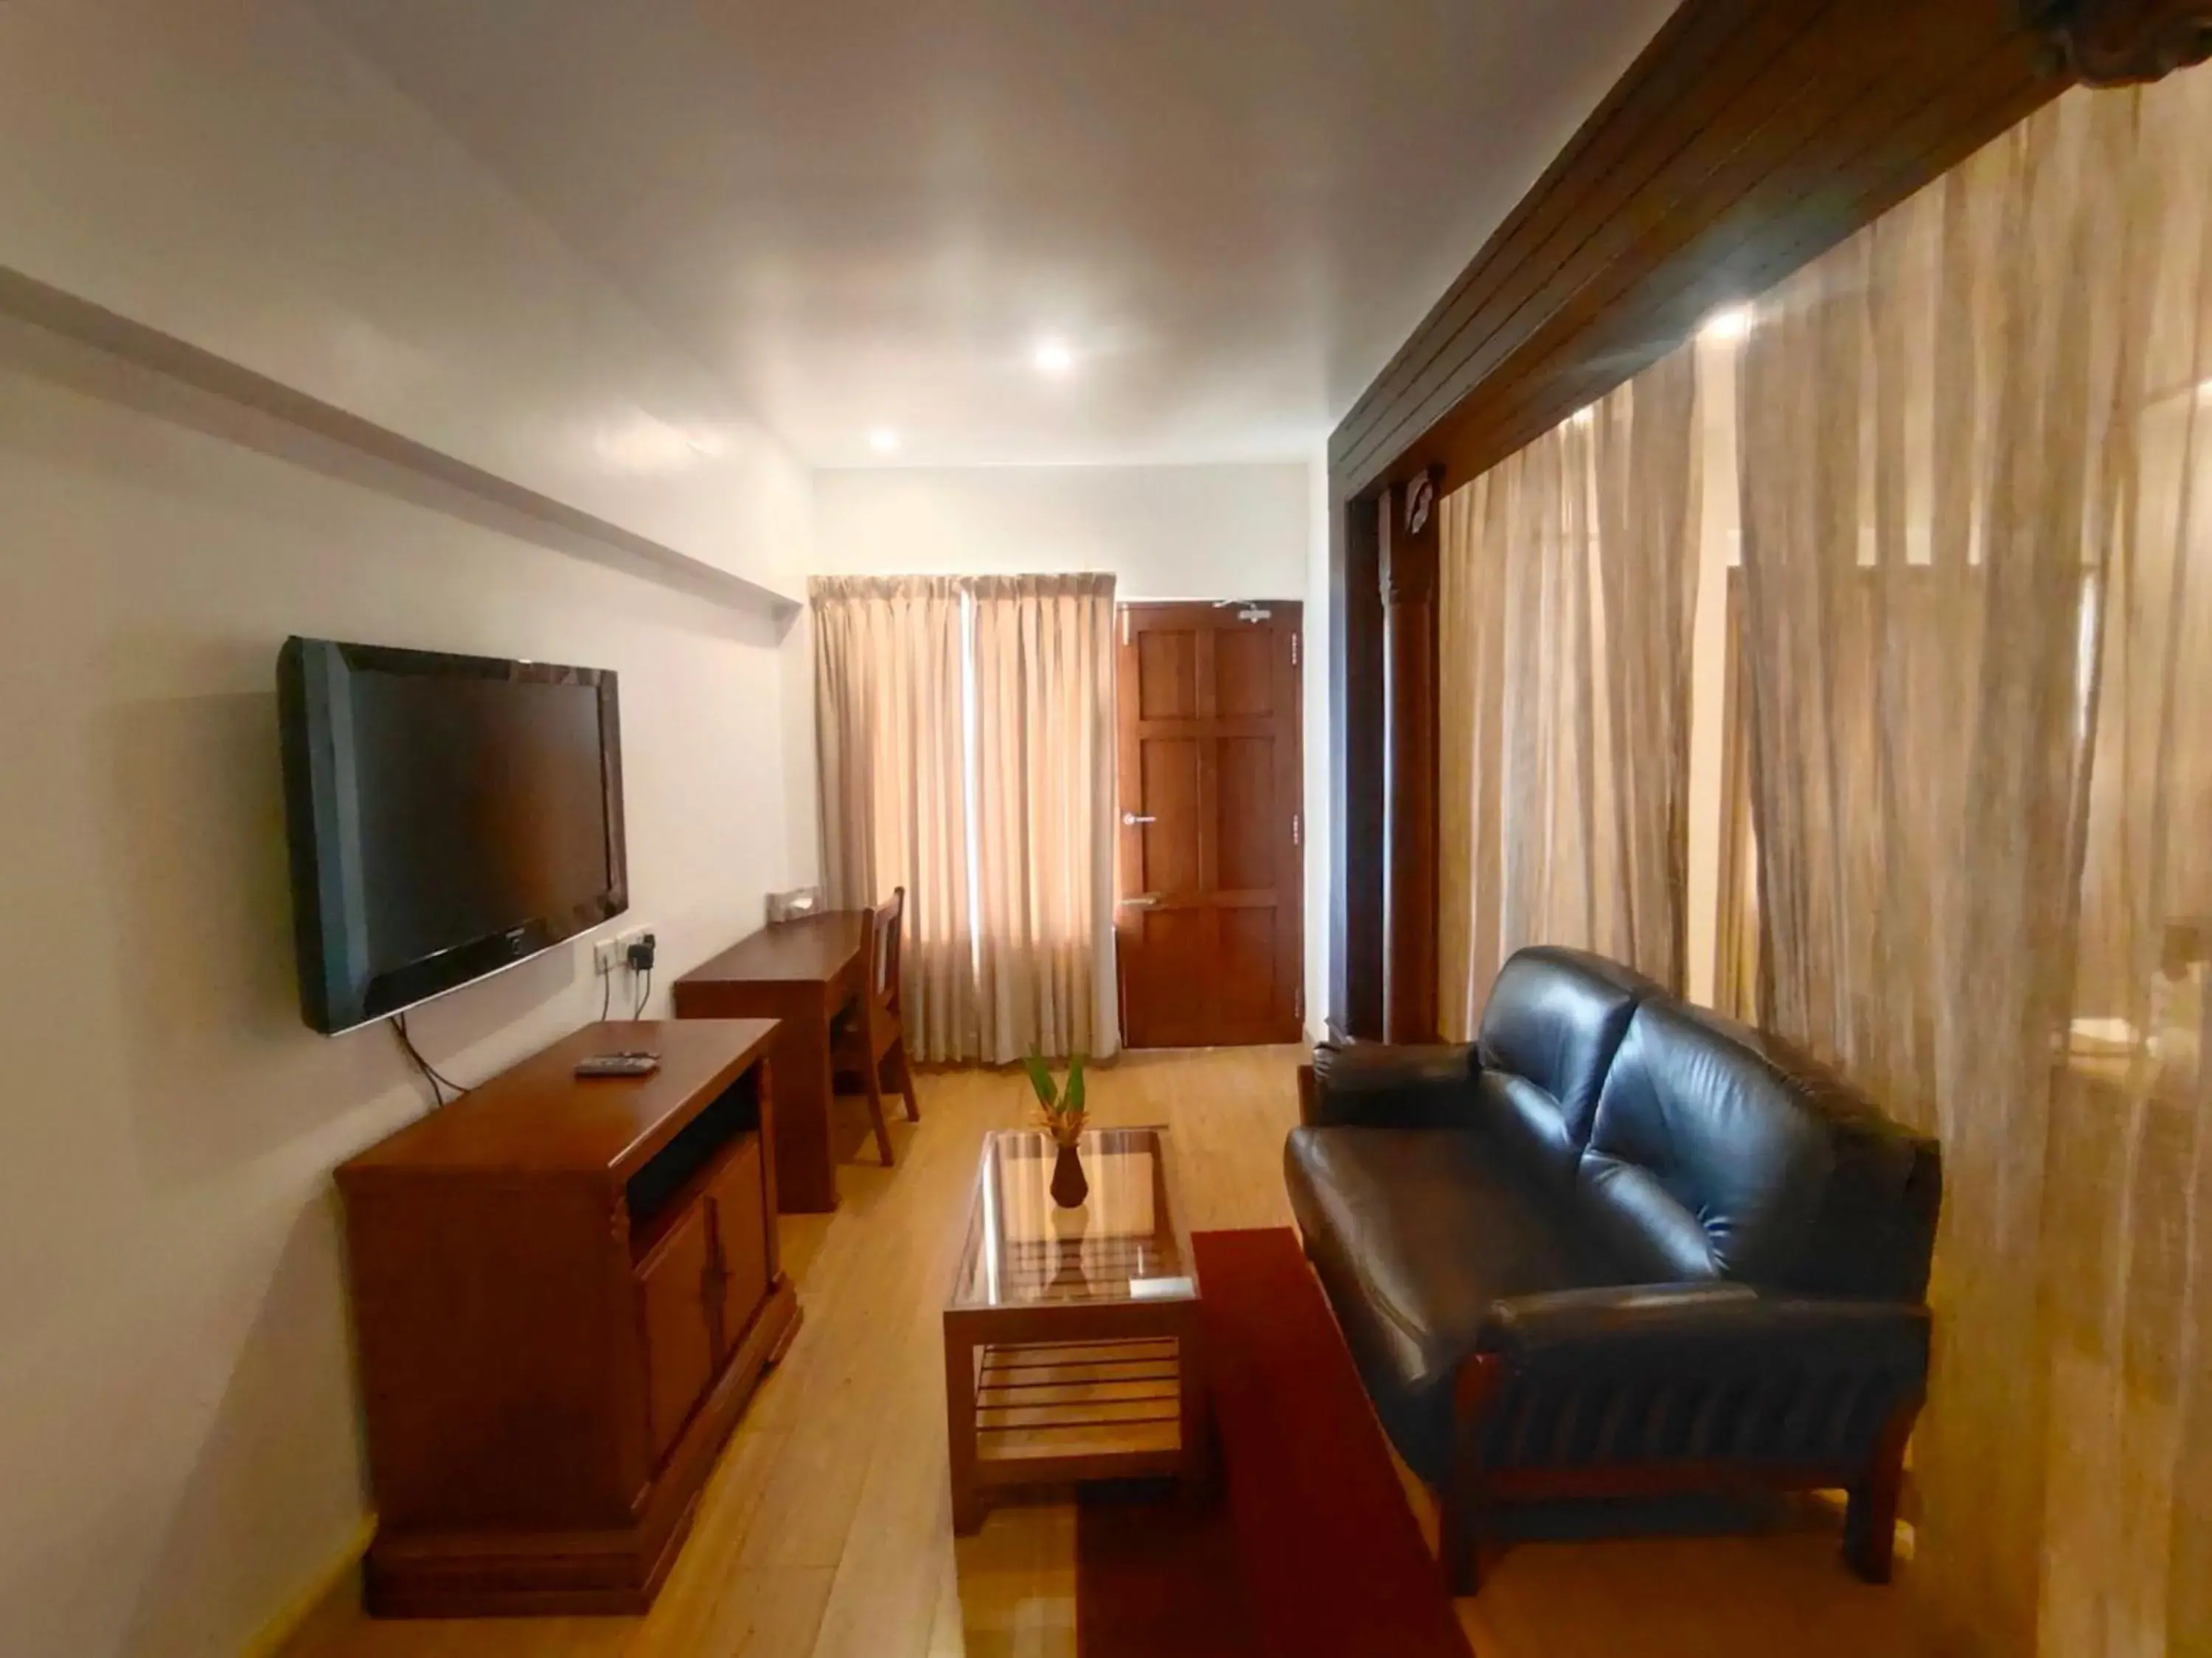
top-left (1575, 1001), bottom-right (1837, 1285)
top-left (1472, 1069), bottom-right (1581, 1191)
top-left (1476, 947), bottom-right (1661, 1186)
top-left (1661, 1007), bottom-right (1943, 1300)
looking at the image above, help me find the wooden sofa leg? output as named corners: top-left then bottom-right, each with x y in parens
top-left (1444, 1353), bottom-right (1506, 1598)
top-left (1440, 1481), bottom-right (1484, 1595)
top-left (1844, 1402), bottom-right (1917, 1583)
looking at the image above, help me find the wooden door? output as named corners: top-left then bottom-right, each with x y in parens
top-left (634, 1203), bottom-right (716, 1463)
top-left (706, 1134), bottom-right (770, 1354)
top-left (1116, 601), bottom-right (1304, 1047)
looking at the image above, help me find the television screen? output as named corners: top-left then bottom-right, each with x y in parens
top-left (278, 637), bottom-right (627, 1034)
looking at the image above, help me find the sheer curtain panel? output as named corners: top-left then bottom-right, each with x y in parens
top-left (1437, 342), bottom-right (1702, 1037)
top-left (1732, 71), bottom-right (2212, 1657)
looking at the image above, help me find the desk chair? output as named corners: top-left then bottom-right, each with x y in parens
top-left (831, 887), bottom-right (921, 1165)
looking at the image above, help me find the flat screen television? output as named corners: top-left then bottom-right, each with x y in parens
top-left (277, 637), bottom-right (627, 1035)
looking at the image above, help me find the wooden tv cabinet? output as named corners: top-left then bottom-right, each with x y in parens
top-left (335, 1019), bottom-right (800, 1617)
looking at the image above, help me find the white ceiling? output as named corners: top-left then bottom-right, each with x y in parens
top-left (308, 1), bottom-right (1675, 469)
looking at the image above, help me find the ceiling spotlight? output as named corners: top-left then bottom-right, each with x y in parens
top-left (1701, 306), bottom-right (1753, 342)
top-left (2198, 378), bottom-right (2212, 406)
top-left (1032, 337), bottom-right (1077, 377)
top-left (1570, 405), bottom-right (1596, 428)
top-left (867, 426), bottom-right (902, 455)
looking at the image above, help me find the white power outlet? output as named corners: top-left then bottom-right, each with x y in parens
top-left (591, 937), bottom-right (621, 977)
top-left (616, 926), bottom-right (655, 964)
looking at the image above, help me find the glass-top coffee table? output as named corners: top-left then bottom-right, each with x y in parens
top-left (943, 1125), bottom-right (1208, 1532)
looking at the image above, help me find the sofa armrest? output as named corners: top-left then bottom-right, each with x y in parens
top-left (1462, 1284), bottom-right (1929, 1463)
top-left (1438, 1286), bottom-right (1930, 1591)
top-left (1298, 1041), bottom-right (1479, 1128)
top-left (1478, 1283), bottom-right (1929, 1378)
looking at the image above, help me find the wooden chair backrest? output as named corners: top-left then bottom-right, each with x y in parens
top-left (869, 887), bottom-right (906, 1021)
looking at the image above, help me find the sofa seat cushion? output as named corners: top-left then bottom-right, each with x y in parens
top-left (1285, 1125), bottom-right (1627, 1482)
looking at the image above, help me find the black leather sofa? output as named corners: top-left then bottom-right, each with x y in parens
top-left (1286, 946), bottom-right (1939, 1592)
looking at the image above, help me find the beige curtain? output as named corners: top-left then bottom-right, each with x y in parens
top-left (1732, 69), bottom-right (2212, 1657)
top-left (1711, 570), bottom-right (1763, 1023)
top-left (969, 574), bottom-right (1119, 1061)
top-left (810, 575), bottom-right (975, 1061)
top-left (1438, 343), bottom-right (1702, 1038)
top-left (813, 572), bottom-right (1119, 1064)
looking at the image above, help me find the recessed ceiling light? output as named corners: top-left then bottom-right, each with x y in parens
top-left (2198, 378), bottom-right (2212, 405)
top-left (1032, 337), bottom-right (1077, 377)
top-left (867, 426), bottom-right (902, 454)
top-left (1700, 305), bottom-right (1753, 342)
top-left (1570, 405), bottom-right (1596, 428)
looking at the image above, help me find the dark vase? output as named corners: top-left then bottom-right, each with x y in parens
top-left (1050, 1140), bottom-right (1088, 1208)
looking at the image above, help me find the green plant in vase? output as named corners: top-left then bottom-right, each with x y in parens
top-left (1022, 1052), bottom-right (1090, 1207)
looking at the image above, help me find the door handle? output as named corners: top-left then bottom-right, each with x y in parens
top-left (1121, 895), bottom-right (1161, 908)
top-left (1121, 812), bottom-right (1157, 826)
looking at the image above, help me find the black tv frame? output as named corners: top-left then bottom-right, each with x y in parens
top-left (277, 636), bottom-right (628, 1036)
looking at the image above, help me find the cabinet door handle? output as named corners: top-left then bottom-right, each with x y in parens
top-left (1122, 895), bottom-right (1161, 908)
top-left (1121, 812), bottom-right (1157, 826)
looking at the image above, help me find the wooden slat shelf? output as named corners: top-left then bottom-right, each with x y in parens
top-left (976, 1421), bottom-right (1184, 1471)
top-left (978, 1400), bottom-right (1181, 1432)
top-left (982, 1378), bottom-right (1180, 1406)
top-left (970, 1339), bottom-right (1187, 1472)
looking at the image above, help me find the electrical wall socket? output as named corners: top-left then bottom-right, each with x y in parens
top-left (617, 926), bottom-right (654, 959)
top-left (591, 938), bottom-right (621, 977)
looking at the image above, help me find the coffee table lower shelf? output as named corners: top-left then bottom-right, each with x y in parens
top-left (945, 1312), bottom-right (1207, 1532)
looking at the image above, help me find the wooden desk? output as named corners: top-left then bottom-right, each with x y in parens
top-left (672, 912), bottom-right (866, 1213)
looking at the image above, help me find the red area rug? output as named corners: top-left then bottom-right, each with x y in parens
top-left (1076, 1227), bottom-right (1470, 1658)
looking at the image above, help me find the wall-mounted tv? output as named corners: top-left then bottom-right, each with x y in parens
top-left (277, 637), bottom-right (627, 1035)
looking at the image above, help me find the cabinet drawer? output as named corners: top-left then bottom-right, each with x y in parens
top-left (636, 1201), bottom-right (716, 1463)
top-left (708, 1135), bottom-right (770, 1352)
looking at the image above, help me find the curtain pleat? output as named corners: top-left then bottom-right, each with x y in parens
top-left (811, 575), bottom-right (976, 1061)
top-left (1732, 71), bottom-right (2212, 1656)
top-left (1595, 346), bottom-right (1701, 989)
top-left (970, 574), bottom-right (1119, 1062)
top-left (1438, 342), bottom-right (1702, 1038)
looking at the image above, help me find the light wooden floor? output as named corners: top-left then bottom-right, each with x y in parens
top-left (288, 1047), bottom-right (1920, 1658)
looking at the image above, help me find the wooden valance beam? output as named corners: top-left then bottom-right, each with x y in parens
top-left (1329, 1), bottom-right (2073, 508)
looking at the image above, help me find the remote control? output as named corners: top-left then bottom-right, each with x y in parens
top-left (574, 1051), bottom-right (660, 1078)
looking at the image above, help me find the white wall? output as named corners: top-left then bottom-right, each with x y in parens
top-left (817, 461), bottom-right (1326, 1036)
top-left (0, 311), bottom-right (815, 1655)
top-left (0, 0), bottom-right (810, 600)
top-left (0, 9), bottom-right (822, 1645)
top-left (813, 463), bottom-right (1310, 600)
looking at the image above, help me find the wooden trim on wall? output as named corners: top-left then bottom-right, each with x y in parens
top-left (1327, 493), bottom-right (1385, 1038)
top-left (1380, 472), bottom-right (1442, 1043)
